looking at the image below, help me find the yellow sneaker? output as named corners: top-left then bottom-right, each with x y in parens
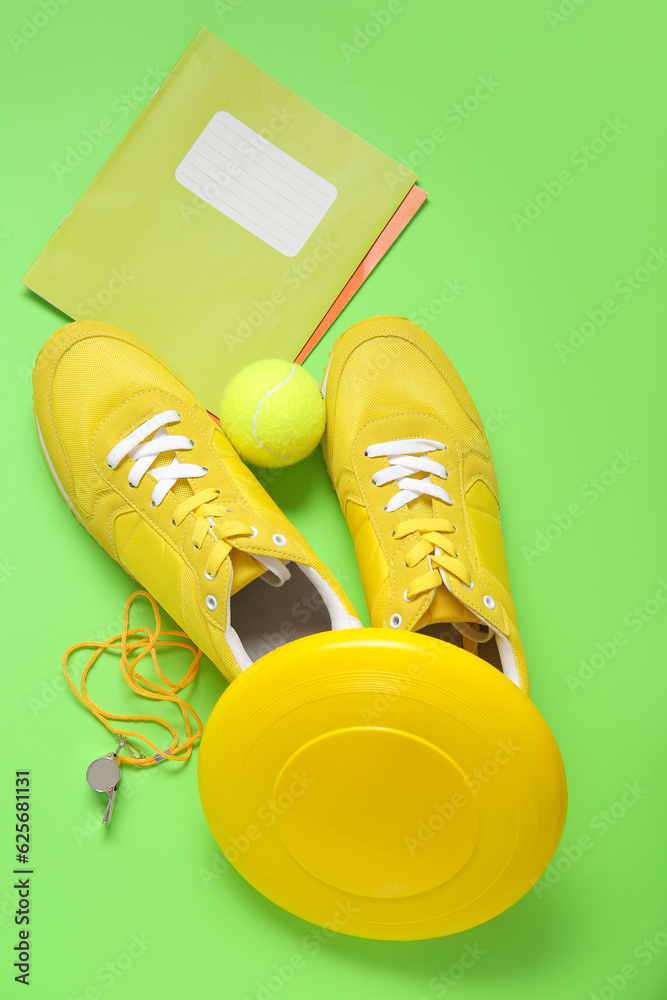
top-left (33, 320), bottom-right (361, 681)
top-left (323, 315), bottom-right (529, 692)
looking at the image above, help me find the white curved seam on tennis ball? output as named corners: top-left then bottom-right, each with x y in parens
top-left (251, 364), bottom-right (297, 458)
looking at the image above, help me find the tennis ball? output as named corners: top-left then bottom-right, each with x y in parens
top-left (220, 359), bottom-right (326, 468)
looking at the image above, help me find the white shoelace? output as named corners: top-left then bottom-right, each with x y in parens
top-left (365, 441), bottom-right (521, 684)
top-left (367, 438), bottom-right (497, 644)
top-left (365, 438), bottom-right (451, 512)
top-left (106, 410), bottom-right (205, 506)
top-left (107, 409), bottom-right (291, 586)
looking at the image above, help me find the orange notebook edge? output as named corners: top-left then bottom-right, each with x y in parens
top-left (207, 184), bottom-right (427, 419)
top-left (294, 184), bottom-right (428, 364)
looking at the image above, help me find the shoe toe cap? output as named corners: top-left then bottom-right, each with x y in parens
top-left (326, 316), bottom-right (487, 471)
top-left (32, 320), bottom-right (193, 511)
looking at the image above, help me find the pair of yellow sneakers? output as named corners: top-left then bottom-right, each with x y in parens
top-left (33, 315), bottom-right (566, 940)
top-left (32, 315), bottom-right (525, 685)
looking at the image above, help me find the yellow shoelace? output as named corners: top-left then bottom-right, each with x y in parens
top-left (107, 410), bottom-right (255, 581)
top-left (63, 590), bottom-right (203, 766)
top-left (395, 517), bottom-right (472, 600)
top-left (173, 487), bottom-right (253, 579)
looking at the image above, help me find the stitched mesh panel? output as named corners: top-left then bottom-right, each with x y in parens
top-left (329, 328), bottom-right (487, 525)
top-left (329, 332), bottom-right (487, 479)
top-left (230, 564), bottom-right (331, 661)
top-left (399, 472), bottom-right (431, 520)
top-left (51, 334), bottom-right (195, 510)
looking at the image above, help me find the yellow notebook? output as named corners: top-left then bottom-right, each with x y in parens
top-left (23, 28), bottom-right (421, 412)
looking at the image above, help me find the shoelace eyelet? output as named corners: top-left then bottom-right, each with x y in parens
top-left (389, 613), bottom-right (402, 628)
top-left (463, 579), bottom-right (474, 590)
top-left (483, 594), bottom-right (495, 609)
top-left (204, 570), bottom-right (216, 582)
top-left (248, 526), bottom-right (259, 538)
top-left (403, 589), bottom-right (416, 603)
top-left (272, 533), bottom-right (287, 546)
top-left (205, 595), bottom-right (217, 611)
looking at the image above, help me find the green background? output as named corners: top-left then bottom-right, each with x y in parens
top-left (2, 0), bottom-right (665, 998)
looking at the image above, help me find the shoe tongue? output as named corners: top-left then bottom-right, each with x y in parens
top-left (406, 495), bottom-right (432, 519)
top-left (415, 584), bottom-right (478, 629)
top-left (230, 550), bottom-right (270, 595)
top-left (401, 472), bottom-right (432, 520)
top-left (150, 451), bottom-right (194, 503)
top-left (150, 435), bottom-right (287, 596)
top-left (150, 442), bottom-right (268, 593)
top-left (402, 490), bottom-right (474, 627)
top-left (138, 433), bottom-right (278, 595)
top-left (150, 460), bottom-right (273, 595)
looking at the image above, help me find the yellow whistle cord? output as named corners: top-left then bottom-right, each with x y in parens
top-left (62, 590), bottom-right (203, 766)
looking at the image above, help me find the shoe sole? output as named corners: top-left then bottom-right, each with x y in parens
top-left (35, 414), bottom-right (87, 529)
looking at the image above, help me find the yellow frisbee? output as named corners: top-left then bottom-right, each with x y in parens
top-left (198, 629), bottom-right (567, 940)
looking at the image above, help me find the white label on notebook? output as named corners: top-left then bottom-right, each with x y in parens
top-left (175, 111), bottom-right (337, 257)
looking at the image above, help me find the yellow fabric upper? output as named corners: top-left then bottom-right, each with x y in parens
top-left (33, 321), bottom-right (359, 682)
top-left (323, 316), bottom-right (529, 693)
